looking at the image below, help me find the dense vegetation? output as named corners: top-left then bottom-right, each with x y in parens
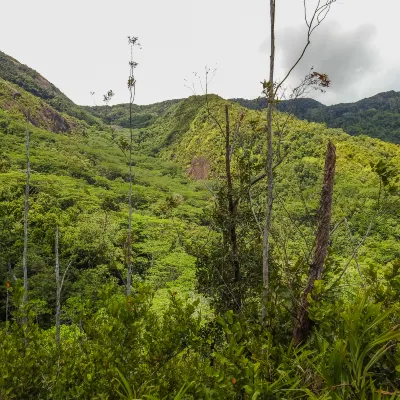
top-left (83, 99), bottom-right (182, 129)
top-left (1, 51), bottom-right (400, 399)
top-left (0, 51), bottom-right (99, 126)
top-left (232, 91), bottom-right (400, 144)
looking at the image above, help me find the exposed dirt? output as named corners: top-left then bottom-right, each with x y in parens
top-left (187, 156), bottom-right (210, 180)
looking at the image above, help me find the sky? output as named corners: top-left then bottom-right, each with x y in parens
top-left (0, 0), bottom-right (398, 106)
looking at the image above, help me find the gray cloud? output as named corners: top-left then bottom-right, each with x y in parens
top-left (260, 22), bottom-right (383, 104)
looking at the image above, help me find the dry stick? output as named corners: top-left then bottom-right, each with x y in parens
top-left (293, 141), bottom-right (336, 345)
top-left (275, 0), bottom-right (336, 96)
top-left (22, 114), bottom-right (30, 318)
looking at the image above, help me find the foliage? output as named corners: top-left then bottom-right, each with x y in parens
top-left (84, 99), bottom-right (182, 129)
top-left (232, 91), bottom-right (400, 144)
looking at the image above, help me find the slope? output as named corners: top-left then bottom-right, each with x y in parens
top-left (0, 77), bottom-right (87, 134)
top-left (145, 95), bottom-right (400, 280)
top-left (0, 93), bottom-right (211, 319)
top-left (232, 91), bottom-right (400, 144)
top-left (0, 50), bottom-right (99, 125)
top-left (83, 99), bottom-right (183, 129)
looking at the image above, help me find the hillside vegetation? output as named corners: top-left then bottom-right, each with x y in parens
top-left (0, 51), bottom-right (99, 125)
top-left (0, 51), bottom-right (400, 399)
top-left (83, 99), bottom-right (182, 129)
top-left (232, 91), bottom-right (400, 144)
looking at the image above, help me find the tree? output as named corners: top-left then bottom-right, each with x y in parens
top-left (126, 36), bottom-right (140, 296)
top-left (293, 141), bottom-right (336, 344)
top-left (261, 0), bottom-right (337, 324)
top-left (103, 89), bottom-right (114, 123)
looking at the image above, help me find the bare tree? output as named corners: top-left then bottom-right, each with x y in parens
top-left (126, 36), bottom-right (140, 296)
top-left (261, 0), bottom-right (337, 324)
top-left (293, 141), bottom-right (336, 344)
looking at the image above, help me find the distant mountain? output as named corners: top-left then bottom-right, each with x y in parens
top-left (3, 49), bottom-right (400, 144)
top-left (83, 99), bottom-right (182, 129)
top-left (0, 77), bottom-right (86, 134)
top-left (232, 92), bottom-right (400, 144)
top-left (0, 50), bottom-right (98, 125)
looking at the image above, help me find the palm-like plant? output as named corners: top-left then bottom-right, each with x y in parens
top-left (316, 294), bottom-right (400, 399)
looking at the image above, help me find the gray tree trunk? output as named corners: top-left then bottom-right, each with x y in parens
top-left (262, 0), bottom-right (276, 325)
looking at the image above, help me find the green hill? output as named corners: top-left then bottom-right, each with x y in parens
top-left (148, 95), bottom-right (400, 269)
top-left (0, 77), bottom-right (88, 134)
top-left (0, 50), bottom-right (99, 125)
top-left (83, 99), bottom-right (182, 129)
top-left (232, 91), bottom-right (400, 143)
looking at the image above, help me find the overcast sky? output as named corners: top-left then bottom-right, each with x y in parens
top-left (1, 0), bottom-right (398, 106)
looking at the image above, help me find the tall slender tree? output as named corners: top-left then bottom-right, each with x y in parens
top-left (261, 0), bottom-right (337, 324)
top-left (126, 36), bottom-right (140, 296)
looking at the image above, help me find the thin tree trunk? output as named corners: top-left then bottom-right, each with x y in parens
top-left (22, 115), bottom-right (30, 311)
top-left (126, 37), bottom-right (139, 296)
top-left (224, 105), bottom-right (240, 310)
top-left (55, 226), bottom-right (61, 346)
top-left (293, 141), bottom-right (336, 344)
top-left (126, 84), bottom-right (134, 296)
top-left (262, 0), bottom-right (276, 325)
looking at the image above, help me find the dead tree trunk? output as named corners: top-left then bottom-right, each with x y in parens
top-left (293, 141), bottom-right (336, 345)
top-left (22, 115), bottom-right (30, 311)
top-left (224, 105), bottom-right (240, 310)
top-left (55, 226), bottom-right (61, 346)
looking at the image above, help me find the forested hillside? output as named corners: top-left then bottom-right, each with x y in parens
top-left (83, 99), bottom-right (182, 129)
top-left (232, 91), bottom-right (400, 144)
top-left (1, 45), bottom-right (400, 399)
top-left (0, 51), bottom-right (99, 125)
